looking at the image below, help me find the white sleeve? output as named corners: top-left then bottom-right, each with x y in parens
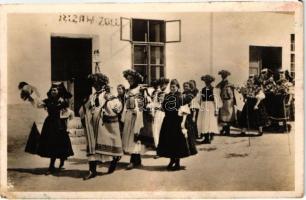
top-left (178, 104), bottom-right (191, 116)
top-left (256, 90), bottom-right (265, 100)
top-left (213, 88), bottom-right (222, 109)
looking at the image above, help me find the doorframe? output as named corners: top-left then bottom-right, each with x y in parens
top-left (50, 32), bottom-right (99, 88)
top-left (50, 33), bottom-right (99, 113)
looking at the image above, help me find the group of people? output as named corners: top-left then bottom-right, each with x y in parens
top-left (18, 67), bottom-right (294, 180)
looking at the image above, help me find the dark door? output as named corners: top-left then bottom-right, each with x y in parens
top-left (51, 37), bottom-right (92, 116)
top-left (249, 46), bottom-right (282, 75)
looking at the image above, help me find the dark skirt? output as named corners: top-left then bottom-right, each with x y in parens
top-left (190, 109), bottom-right (199, 138)
top-left (37, 116), bottom-right (74, 159)
top-left (239, 97), bottom-right (268, 129)
top-left (157, 113), bottom-right (197, 159)
top-left (269, 94), bottom-right (290, 119)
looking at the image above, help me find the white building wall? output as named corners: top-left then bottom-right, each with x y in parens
top-left (7, 12), bottom-right (294, 104)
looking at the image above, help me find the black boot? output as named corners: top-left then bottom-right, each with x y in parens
top-left (225, 125), bottom-right (231, 135)
top-left (108, 156), bottom-right (121, 174)
top-left (126, 154), bottom-right (137, 170)
top-left (167, 158), bottom-right (175, 170)
top-left (203, 133), bottom-right (211, 144)
top-left (83, 161), bottom-right (97, 180)
top-left (59, 158), bottom-right (65, 170)
top-left (172, 158), bottom-right (181, 171)
top-left (135, 154), bottom-right (142, 167)
top-left (220, 127), bottom-right (225, 135)
top-left (209, 133), bottom-right (214, 141)
top-left (46, 158), bottom-right (56, 175)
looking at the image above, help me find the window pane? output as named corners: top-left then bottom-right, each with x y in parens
top-left (150, 46), bottom-right (164, 64)
top-left (132, 19), bottom-right (148, 42)
top-left (151, 65), bottom-right (164, 81)
top-left (149, 20), bottom-right (165, 42)
top-left (290, 63), bottom-right (295, 71)
top-left (291, 34), bottom-right (295, 43)
top-left (134, 65), bottom-right (148, 83)
top-left (291, 54), bottom-right (295, 61)
top-left (291, 43), bottom-right (295, 51)
top-left (134, 45), bottom-right (148, 64)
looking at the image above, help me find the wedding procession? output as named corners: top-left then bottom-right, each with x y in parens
top-left (5, 9), bottom-right (299, 192)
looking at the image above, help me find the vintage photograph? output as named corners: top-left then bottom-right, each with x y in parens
top-left (1, 1), bottom-right (303, 198)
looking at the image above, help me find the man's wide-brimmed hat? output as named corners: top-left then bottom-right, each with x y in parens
top-left (201, 75), bottom-right (215, 83)
top-left (218, 70), bottom-right (231, 77)
top-left (123, 69), bottom-right (143, 83)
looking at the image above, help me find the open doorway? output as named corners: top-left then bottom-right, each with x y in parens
top-left (51, 36), bottom-right (92, 116)
top-left (249, 46), bottom-right (282, 75)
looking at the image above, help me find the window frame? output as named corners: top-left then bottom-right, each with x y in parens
top-left (131, 18), bottom-right (167, 84)
top-left (120, 17), bottom-right (132, 42)
top-left (132, 42), bottom-right (166, 84)
top-left (120, 17), bottom-right (181, 84)
top-left (165, 20), bottom-right (182, 43)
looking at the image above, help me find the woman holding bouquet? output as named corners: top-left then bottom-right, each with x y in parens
top-left (157, 79), bottom-right (197, 171)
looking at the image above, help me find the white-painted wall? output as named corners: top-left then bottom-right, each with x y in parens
top-left (8, 12), bottom-right (294, 104)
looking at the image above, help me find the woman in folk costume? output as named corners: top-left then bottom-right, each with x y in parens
top-left (150, 78), bottom-right (170, 148)
top-left (157, 79), bottom-right (197, 171)
top-left (189, 80), bottom-right (200, 139)
top-left (198, 75), bottom-right (220, 144)
top-left (22, 82), bottom-right (74, 175)
top-left (239, 75), bottom-right (267, 135)
top-left (216, 70), bottom-right (236, 135)
top-left (121, 69), bottom-right (146, 170)
top-left (80, 73), bottom-right (123, 180)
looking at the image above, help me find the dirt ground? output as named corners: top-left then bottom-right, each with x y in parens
top-left (7, 104), bottom-right (295, 192)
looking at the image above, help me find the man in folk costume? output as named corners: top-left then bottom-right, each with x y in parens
top-left (80, 73), bottom-right (123, 180)
top-left (121, 69), bottom-right (146, 170)
top-left (216, 70), bottom-right (236, 135)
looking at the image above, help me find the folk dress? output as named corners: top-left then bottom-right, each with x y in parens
top-left (216, 80), bottom-right (236, 126)
top-left (157, 91), bottom-right (197, 158)
top-left (36, 98), bottom-right (74, 159)
top-left (151, 89), bottom-right (166, 147)
top-left (198, 86), bottom-right (220, 134)
top-left (79, 89), bottom-right (123, 162)
top-left (121, 86), bottom-right (146, 154)
top-left (239, 86), bottom-right (268, 130)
